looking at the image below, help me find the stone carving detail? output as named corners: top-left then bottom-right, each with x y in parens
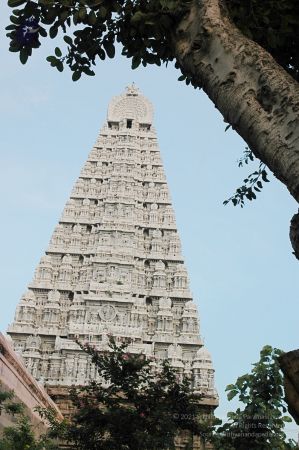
top-left (25, 335), bottom-right (41, 351)
top-left (8, 86), bottom-right (217, 406)
top-left (192, 347), bottom-right (215, 395)
top-left (99, 305), bottom-right (116, 322)
top-left (108, 83), bottom-right (153, 124)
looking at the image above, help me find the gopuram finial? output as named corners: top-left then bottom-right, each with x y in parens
top-left (126, 82), bottom-right (139, 96)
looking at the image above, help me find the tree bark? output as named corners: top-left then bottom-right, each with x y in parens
top-left (172, 0), bottom-right (299, 257)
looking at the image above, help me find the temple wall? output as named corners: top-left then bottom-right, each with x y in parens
top-left (0, 332), bottom-right (62, 435)
top-left (5, 86), bottom-right (218, 449)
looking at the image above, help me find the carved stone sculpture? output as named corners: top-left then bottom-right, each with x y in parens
top-left (8, 86), bottom-right (218, 420)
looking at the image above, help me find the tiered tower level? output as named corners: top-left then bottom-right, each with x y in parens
top-left (8, 85), bottom-right (217, 404)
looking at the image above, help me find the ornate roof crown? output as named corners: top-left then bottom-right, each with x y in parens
top-left (107, 84), bottom-right (153, 124)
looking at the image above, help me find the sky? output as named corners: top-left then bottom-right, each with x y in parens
top-left (0, 3), bottom-right (298, 441)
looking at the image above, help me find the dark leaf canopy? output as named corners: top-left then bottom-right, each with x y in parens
top-left (213, 346), bottom-right (297, 450)
top-left (5, 0), bottom-right (299, 82)
top-left (226, 0), bottom-right (299, 82)
top-left (38, 337), bottom-right (214, 450)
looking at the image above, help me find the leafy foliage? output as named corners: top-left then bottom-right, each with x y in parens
top-left (5, 0), bottom-right (189, 80)
top-left (0, 384), bottom-right (55, 450)
top-left (39, 336), bottom-right (213, 450)
top-left (212, 346), bottom-right (297, 450)
top-left (5, 0), bottom-right (299, 83)
top-left (0, 383), bottom-right (24, 417)
top-left (0, 415), bottom-right (56, 450)
top-left (223, 148), bottom-right (270, 207)
top-left (226, 0), bottom-right (299, 82)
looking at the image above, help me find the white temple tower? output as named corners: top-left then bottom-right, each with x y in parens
top-left (8, 85), bottom-right (218, 409)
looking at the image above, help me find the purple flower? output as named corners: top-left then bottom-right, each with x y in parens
top-left (16, 16), bottom-right (39, 46)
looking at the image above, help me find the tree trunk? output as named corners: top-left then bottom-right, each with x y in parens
top-left (279, 350), bottom-right (299, 424)
top-left (172, 0), bottom-right (299, 258)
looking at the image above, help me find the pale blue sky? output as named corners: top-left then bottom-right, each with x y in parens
top-left (0, 3), bottom-right (298, 439)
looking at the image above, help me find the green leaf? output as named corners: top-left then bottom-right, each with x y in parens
top-left (10, 15), bottom-right (20, 25)
top-left (88, 10), bottom-right (97, 25)
top-left (19, 48), bottom-right (28, 64)
top-left (72, 70), bottom-right (81, 81)
top-left (60, 10), bottom-right (69, 21)
top-left (98, 48), bottom-right (105, 60)
top-left (131, 11), bottom-right (146, 24)
top-left (8, 0), bottom-right (26, 6)
top-left (49, 25), bottom-right (58, 39)
top-left (55, 47), bottom-right (62, 57)
top-left (56, 61), bottom-right (64, 72)
top-left (225, 384), bottom-right (237, 392)
top-left (43, 7), bottom-right (57, 24)
top-left (64, 35), bottom-right (73, 45)
top-left (262, 170), bottom-right (270, 182)
top-left (178, 74), bottom-right (185, 81)
top-left (73, 10), bottom-right (79, 25)
top-left (9, 44), bottom-right (21, 52)
top-left (78, 7), bottom-right (87, 20)
top-left (46, 55), bottom-right (57, 63)
top-left (83, 68), bottom-right (95, 76)
top-left (131, 55), bottom-right (141, 70)
top-left (103, 41), bottom-right (115, 58)
top-left (227, 390), bottom-right (238, 401)
top-left (98, 6), bottom-right (107, 18)
top-left (39, 26), bottom-right (47, 37)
